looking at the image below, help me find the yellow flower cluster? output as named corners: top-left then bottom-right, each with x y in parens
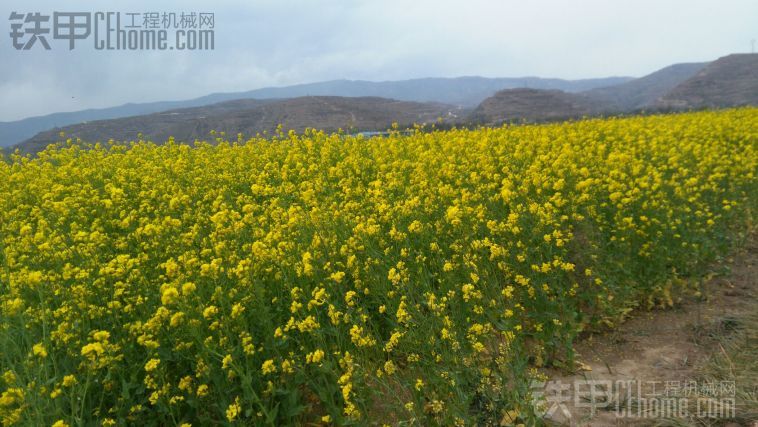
top-left (0, 109), bottom-right (755, 425)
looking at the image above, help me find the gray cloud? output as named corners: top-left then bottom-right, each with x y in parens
top-left (0, 0), bottom-right (755, 121)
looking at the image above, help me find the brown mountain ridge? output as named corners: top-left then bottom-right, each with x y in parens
top-left (17, 97), bottom-right (462, 154)
top-left (655, 54), bottom-right (758, 109)
top-left (471, 53), bottom-right (756, 125)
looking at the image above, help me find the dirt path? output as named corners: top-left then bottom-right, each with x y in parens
top-left (541, 236), bottom-right (757, 426)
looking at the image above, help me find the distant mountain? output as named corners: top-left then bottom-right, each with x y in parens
top-left (16, 96), bottom-right (461, 154)
top-left (0, 76), bottom-right (632, 148)
top-left (7, 54), bottom-right (756, 152)
top-left (0, 97), bottom-right (237, 149)
top-left (468, 53), bottom-right (758, 125)
top-left (216, 76), bottom-right (633, 107)
top-left (655, 54), bottom-right (758, 109)
top-left (470, 88), bottom-right (602, 124)
top-left (582, 62), bottom-right (709, 111)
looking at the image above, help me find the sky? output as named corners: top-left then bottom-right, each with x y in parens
top-left (0, 0), bottom-right (756, 121)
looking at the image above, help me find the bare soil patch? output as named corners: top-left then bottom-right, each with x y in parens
top-left (543, 236), bottom-right (757, 426)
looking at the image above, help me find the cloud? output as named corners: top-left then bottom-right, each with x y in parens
top-left (0, 0), bottom-right (755, 121)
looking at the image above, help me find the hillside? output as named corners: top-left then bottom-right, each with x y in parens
top-left (17, 96), bottom-right (460, 154)
top-left (656, 54), bottom-right (758, 109)
top-left (470, 54), bottom-right (757, 124)
top-left (6, 54), bottom-right (755, 151)
top-left (469, 88), bottom-right (601, 124)
top-left (582, 62), bottom-right (708, 111)
top-left (0, 76), bottom-right (631, 148)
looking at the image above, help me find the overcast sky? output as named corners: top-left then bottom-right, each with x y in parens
top-left (0, 0), bottom-right (755, 121)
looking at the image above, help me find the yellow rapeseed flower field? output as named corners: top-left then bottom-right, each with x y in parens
top-left (0, 109), bottom-right (756, 425)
